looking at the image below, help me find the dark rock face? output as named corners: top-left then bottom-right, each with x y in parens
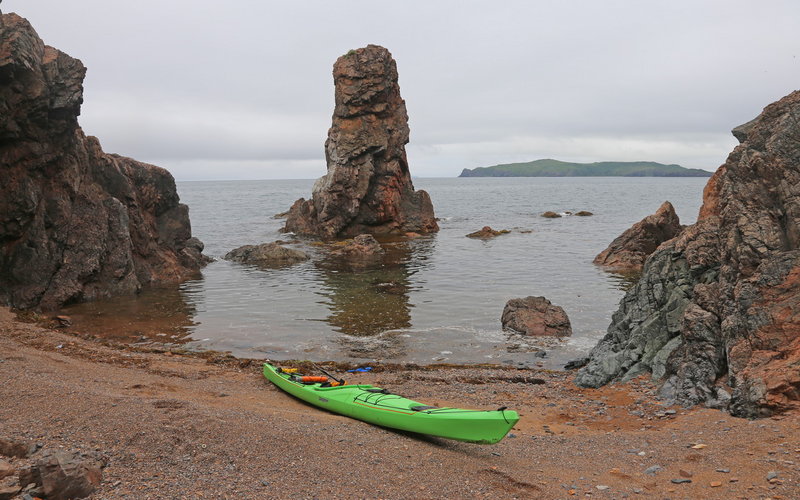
top-left (284, 45), bottom-right (438, 239)
top-left (593, 201), bottom-right (683, 272)
top-left (577, 90), bottom-right (800, 417)
top-left (0, 14), bottom-right (207, 310)
top-left (224, 242), bottom-right (309, 268)
top-left (501, 296), bottom-right (572, 337)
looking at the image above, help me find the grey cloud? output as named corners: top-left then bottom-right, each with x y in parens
top-left (12, 0), bottom-right (800, 179)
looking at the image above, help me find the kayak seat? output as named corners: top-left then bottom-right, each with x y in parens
top-left (410, 405), bottom-right (439, 412)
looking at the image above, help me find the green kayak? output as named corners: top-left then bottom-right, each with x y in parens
top-left (263, 362), bottom-right (519, 444)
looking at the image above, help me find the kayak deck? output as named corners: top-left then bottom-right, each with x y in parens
top-left (263, 363), bottom-right (519, 444)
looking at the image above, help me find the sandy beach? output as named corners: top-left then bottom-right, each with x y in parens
top-left (1, 307), bottom-right (798, 498)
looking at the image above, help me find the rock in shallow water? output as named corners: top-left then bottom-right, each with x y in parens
top-left (284, 45), bottom-right (438, 238)
top-left (224, 242), bottom-right (309, 268)
top-left (327, 234), bottom-right (385, 259)
top-left (540, 211), bottom-right (562, 218)
top-left (465, 226), bottom-right (510, 238)
top-left (501, 296), bottom-right (572, 337)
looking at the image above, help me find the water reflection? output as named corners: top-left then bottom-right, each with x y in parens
top-left (315, 240), bottom-right (420, 336)
top-left (58, 284), bottom-right (200, 344)
top-left (313, 237), bottom-right (436, 360)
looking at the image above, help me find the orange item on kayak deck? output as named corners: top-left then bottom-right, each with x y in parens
top-left (298, 376), bottom-right (328, 383)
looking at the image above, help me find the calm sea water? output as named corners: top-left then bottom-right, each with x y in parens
top-left (62, 177), bottom-right (707, 368)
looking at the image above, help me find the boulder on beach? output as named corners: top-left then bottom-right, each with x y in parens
top-left (577, 90), bottom-right (800, 417)
top-left (0, 459), bottom-right (14, 480)
top-left (0, 14), bottom-right (208, 311)
top-left (501, 296), bottom-right (572, 337)
top-left (593, 201), bottom-right (682, 272)
top-left (284, 45), bottom-right (438, 239)
top-left (18, 449), bottom-right (104, 500)
top-left (466, 226), bottom-right (510, 238)
top-left (0, 437), bottom-right (35, 459)
top-left (224, 242), bottom-right (309, 268)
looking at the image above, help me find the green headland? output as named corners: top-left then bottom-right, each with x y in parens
top-left (458, 159), bottom-right (713, 177)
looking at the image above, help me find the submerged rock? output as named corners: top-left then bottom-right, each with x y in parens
top-left (501, 296), bottom-right (572, 337)
top-left (466, 226), bottom-right (510, 238)
top-left (0, 14), bottom-right (207, 310)
top-left (577, 90), bottom-right (800, 417)
top-left (593, 201), bottom-right (683, 272)
top-left (284, 45), bottom-right (438, 239)
top-left (575, 211), bottom-right (594, 216)
top-left (224, 242), bottom-right (309, 268)
top-left (541, 211), bottom-right (562, 218)
top-left (328, 234), bottom-right (385, 259)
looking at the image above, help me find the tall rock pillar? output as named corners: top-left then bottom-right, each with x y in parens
top-left (284, 45), bottom-right (438, 239)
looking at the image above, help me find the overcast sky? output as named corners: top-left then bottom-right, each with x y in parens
top-left (10, 1), bottom-right (800, 180)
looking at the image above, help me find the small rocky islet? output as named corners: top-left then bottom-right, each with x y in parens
top-left (1, 10), bottom-right (800, 498)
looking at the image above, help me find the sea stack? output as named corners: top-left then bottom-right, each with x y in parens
top-left (284, 45), bottom-right (438, 239)
top-left (0, 14), bottom-right (207, 310)
top-left (576, 90), bottom-right (800, 417)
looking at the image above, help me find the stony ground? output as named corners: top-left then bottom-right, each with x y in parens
top-left (1, 307), bottom-right (798, 499)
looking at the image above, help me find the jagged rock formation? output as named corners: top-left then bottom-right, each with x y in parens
top-left (0, 14), bottom-right (207, 310)
top-left (501, 296), bottom-right (572, 337)
top-left (576, 90), bottom-right (800, 417)
top-left (593, 201), bottom-right (683, 272)
top-left (284, 45), bottom-right (438, 239)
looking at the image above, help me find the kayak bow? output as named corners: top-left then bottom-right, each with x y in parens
top-left (263, 362), bottom-right (519, 444)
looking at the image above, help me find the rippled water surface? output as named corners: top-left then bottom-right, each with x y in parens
top-left (62, 177), bottom-right (708, 368)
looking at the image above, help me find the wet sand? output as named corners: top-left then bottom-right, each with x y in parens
top-left (1, 307), bottom-right (798, 498)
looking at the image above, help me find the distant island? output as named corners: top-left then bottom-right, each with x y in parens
top-left (458, 159), bottom-right (714, 177)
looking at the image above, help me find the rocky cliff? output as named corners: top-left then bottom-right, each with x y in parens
top-left (0, 14), bottom-right (207, 310)
top-left (576, 90), bottom-right (800, 417)
top-left (284, 45), bottom-right (438, 239)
